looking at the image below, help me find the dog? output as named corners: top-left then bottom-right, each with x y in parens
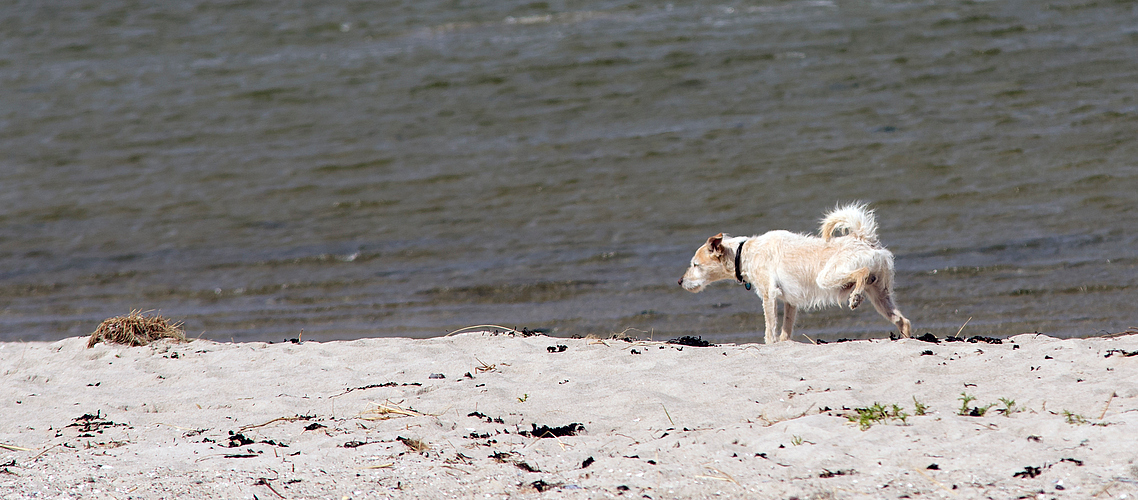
top-left (678, 203), bottom-right (911, 344)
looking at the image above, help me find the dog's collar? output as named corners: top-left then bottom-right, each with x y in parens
top-left (734, 239), bottom-right (751, 291)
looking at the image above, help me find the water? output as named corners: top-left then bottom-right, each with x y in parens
top-left (2, 0), bottom-right (1136, 344)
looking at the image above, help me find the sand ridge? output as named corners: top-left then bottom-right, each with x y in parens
top-left (2, 332), bottom-right (1137, 499)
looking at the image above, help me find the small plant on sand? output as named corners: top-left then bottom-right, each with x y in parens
top-left (958, 392), bottom-right (996, 417)
top-left (850, 403), bottom-right (888, 430)
top-left (1062, 410), bottom-right (1087, 425)
top-left (791, 435), bottom-right (804, 446)
top-left (891, 404), bottom-right (910, 424)
top-left (957, 393), bottom-right (976, 415)
top-left (998, 398), bottom-right (1020, 417)
top-left (850, 402), bottom-right (910, 430)
top-left (912, 397), bottom-right (929, 416)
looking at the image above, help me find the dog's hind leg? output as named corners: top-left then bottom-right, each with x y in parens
top-left (780, 304), bottom-right (797, 342)
top-left (816, 262), bottom-right (871, 310)
top-left (867, 282), bottom-right (912, 338)
top-left (845, 268), bottom-right (870, 310)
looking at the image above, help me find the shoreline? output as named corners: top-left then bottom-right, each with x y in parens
top-left (2, 332), bottom-right (1137, 499)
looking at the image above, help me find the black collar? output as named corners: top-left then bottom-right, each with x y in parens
top-left (734, 239), bottom-right (750, 290)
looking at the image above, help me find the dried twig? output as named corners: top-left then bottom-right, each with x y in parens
top-left (154, 423), bottom-right (195, 431)
top-left (611, 327), bottom-right (650, 340)
top-left (239, 415), bottom-right (314, 432)
top-left (1104, 327), bottom-right (1138, 338)
top-left (357, 401), bottom-right (430, 421)
top-left (31, 444), bottom-right (61, 461)
top-left (662, 404), bottom-right (675, 426)
top-left (755, 404), bottom-right (816, 427)
top-left (915, 467), bottom-right (957, 496)
top-left (474, 357), bottom-right (497, 373)
top-left (445, 325), bottom-right (523, 337)
top-left (1099, 392), bottom-right (1117, 420)
top-left (0, 443), bottom-right (31, 452)
top-left (398, 436), bottom-right (430, 452)
top-left (698, 465), bottom-right (741, 486)
top-left (254, 478), bottom-right (285, 499)
top-left (1092, 480), bottom-right (1118, 498)
top-left (955, 317), bottom-right (973, 338)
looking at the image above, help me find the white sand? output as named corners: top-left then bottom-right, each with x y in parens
top-left (2, 332), bottom-right (1137, 499)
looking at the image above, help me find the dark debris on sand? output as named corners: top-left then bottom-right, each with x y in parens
top-left (519, 423), bottom-right (585, 438)
top-left (911, 333), bottom-right (1005, 345)
top-left (68, 411), bottom-right (127, 434)
top-left (1013, 466), bottom-right (1042, 479)
top-left (667, 336), bottom-right (714, 347)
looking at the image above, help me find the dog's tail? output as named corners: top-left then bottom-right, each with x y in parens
top-left (819, 203), bottom-right (880, 244)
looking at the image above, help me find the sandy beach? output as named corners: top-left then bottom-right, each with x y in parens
top-left (2, 331), bottom-right (1137, 499)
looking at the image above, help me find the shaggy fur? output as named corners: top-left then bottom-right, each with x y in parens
top-left (678, 204), bottom-right (911, 344)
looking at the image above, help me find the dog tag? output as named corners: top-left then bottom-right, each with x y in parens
top-left (744, 283), bottom-right (752, 291)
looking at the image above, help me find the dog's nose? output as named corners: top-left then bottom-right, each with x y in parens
top-left (677, 277), bottom-right (684, 287)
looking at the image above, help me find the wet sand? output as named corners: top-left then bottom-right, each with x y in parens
top-left (3, 331), bottom-right (1137, 498)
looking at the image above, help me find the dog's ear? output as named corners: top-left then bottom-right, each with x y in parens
top-left (706, 233), bottom-right (725, 256)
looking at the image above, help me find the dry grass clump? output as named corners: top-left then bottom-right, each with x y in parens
top-left (357, 401), bottom-right (429, 421)
top-left (88, 310), bottom-right (187, 348)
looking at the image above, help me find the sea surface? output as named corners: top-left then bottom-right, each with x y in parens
top-left (2, 0), bottom-right (1136, 344)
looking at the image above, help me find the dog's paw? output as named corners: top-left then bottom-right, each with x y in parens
top-left (848, 293), bottom-right (863, 310)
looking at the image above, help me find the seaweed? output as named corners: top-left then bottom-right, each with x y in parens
top-left (915, 333), bottom-right (939, 343)
top-left (945, 335), bottom-right (1003, 344)
top-left (819, 469), bottom-right (855, 478)
top-left (225, 431), bottom-right (287, 448)
top-left (519, 423), bottom-right (585, 438)
top-left (68, 411), bottom-right (126, 434)
top-left (1013, 466), bottom-right (1042, 478)
top-left (667, 336), bottom-right (713, 347)
top-left (342, 440), bottom-right (371, 448)
top-left (529, 480), bottom-right (559, 492)
top-left (514, 461), bottom-right (540, 472)
top-left (226, 432), bottom-right (254, 448)
top-left (397, 436), bottom-right (430, 452)
top-left (466, 411), bottom-right (504, 424)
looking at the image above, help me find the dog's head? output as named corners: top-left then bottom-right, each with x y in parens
top-left (678, 233), bottom-right (734, 293)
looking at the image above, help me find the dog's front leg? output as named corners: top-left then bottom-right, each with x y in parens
top-left (759, 290), bottom-right (779, 344)
top-left (780, 304), bottom-right (796, 342)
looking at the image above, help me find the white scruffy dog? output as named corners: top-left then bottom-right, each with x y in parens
top-left (678, 204), bottom-right (911, 344)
